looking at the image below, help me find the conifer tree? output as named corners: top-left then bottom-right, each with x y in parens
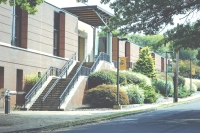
top-left (133, 46), bottom-right (156, 78)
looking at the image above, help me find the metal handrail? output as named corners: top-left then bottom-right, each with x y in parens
top-left (41, 53), bottom-right (76, 103)
top-left (90, 52), bottom-right (110, 72)
top-left (59, 55), bottom-right (89, 108)
top-left (24, 66), bottom-right (60, 106)
top-left (59, 52), bottom-right (110, 108)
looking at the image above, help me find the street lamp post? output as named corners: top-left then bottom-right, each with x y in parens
top-left (165, 51), bottom-right (173, 98)
top-left (190, 58), bottom-right (195, 93)
top-left (116, 38), bottom-right (127, 106)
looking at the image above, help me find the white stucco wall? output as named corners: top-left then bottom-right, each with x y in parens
top-left (78, 21), bottom-right (94, 62)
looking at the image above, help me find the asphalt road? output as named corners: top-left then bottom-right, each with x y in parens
top-left (54, 100), bottom-right (200, 133)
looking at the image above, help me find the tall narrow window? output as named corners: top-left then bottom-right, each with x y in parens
top-left (0, 67), bottom-right (4, 89)
top-left (54, 11), bottom-right (59, 56)
top-left (12, 5), bottom-right (22, 47)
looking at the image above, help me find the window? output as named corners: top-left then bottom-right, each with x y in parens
top-left (53, 11), bottom-right (59, 56)
top-left (0, 67), bottom-right (4, 89)
top-left (12, 5), bottom-right (21, 47)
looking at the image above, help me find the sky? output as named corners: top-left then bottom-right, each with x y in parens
top-left (45, 0), bottom-right (114, 13)
top-left (45, 0), bottom-right (199, 34)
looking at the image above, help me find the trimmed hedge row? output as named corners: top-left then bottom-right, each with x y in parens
top-left (88, 70), bottom-right (151, 89)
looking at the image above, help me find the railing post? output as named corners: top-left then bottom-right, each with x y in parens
top-left (41, 101), bottom-right (43, 111)
top-left (59, 99), bottom-right (60, 109)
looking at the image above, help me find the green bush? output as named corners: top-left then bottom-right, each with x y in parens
top-left (139, 83), bottom-right (158, 103)
top-left (121, 71), bottom-right (151, 85)
top-left (156, 71), bottom-right (173, 81)
top-left (126, 85), bottom-right (144, 104)
top-left (191, 79), bottom-right (200, 91)
top-left (152, 79), bottom-right (173, 96)
top-left (119, 72), bottom-right (127, 86)
top-left (24, 73), bottom-right (39, 85)
top-left (178, 76), bottom-right (185, 87)
top-left (169, 85), bottom-right (194, 98)
top-left (84, 84), bottom-right (129, 108)
top-left (88, 70), bottom-right (116, 89)
top-left (178, 86), bottom-right (191, 98)
top-left (184, 78), bottom-right (197, 93)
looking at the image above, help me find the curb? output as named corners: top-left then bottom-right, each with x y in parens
top-left (4, 96), bottom-right (200, 133)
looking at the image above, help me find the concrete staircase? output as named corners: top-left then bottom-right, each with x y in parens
top-left (29, 63), bottom-right (80, 111)
top-left (29, 62), bottom-right (94, 111)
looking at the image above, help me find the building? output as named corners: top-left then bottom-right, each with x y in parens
top-left (0, 2), bottom-right (113, 107)
top-left (0, 1), bottom-right (169, 109)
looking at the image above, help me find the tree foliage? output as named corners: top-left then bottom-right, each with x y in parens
top-left (127, 34), bottom-right (168, 56)
top-left (80, 0), bottom-right (200, 50)
top-left (164, 22), bottom-right (200, 50)
top-left (133, 46), bottom-right (156, 78)
top-left (0, 0), bottom-right (44, 14)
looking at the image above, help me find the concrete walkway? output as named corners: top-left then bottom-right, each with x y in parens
top-left (0, 93), bottom-right (200, 133)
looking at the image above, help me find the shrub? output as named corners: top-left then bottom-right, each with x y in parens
top-left (139, 83), bottom-right (158, 103)
top-left (133, 46), bottom-right (156, 78)
top-left (152, 79), bottom-right (173, 96)
top-left (178, 86), bottom-right (191, 98)
top-left (156, 71), bottom-right (173, 81)
top-left (191, 79), bottom-right (200, 91)
top-left (88, 70), bottom-right (116, 89)
top-left (119, 72), bottom-right (127, 86)
top-left (125, 85), bottom-right (144, 104)
top-left (121, 71), bottom-right (151, 85)
top-left (169, 85), bottom-right (194, 98)
top-left (178, 76), bottom-right (185, 87)
top-left (24, 73), bottom-right (39, 85)
top-left (184, 78), bottom-right (197, 93)
top-left (84, 84), bottom-right (129, 108)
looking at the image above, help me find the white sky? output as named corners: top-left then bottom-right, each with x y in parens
top-left (45, 0), bottom-right (114, 13)
top-left (45, 0), bottom-right (199, 33)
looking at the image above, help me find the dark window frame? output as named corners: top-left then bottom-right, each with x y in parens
top-left (53, 11), bottom-right (60, 56)
top-left (12, 5), bottom-right (22, 47)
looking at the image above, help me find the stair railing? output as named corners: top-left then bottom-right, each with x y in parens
top-left (41, 53), bottom-right (76, 108)
top-left (59, 54), bottom-right (89, 108)
top-left (24, 66), bottom-right (60, 106)
top-left (59, 52), bottom-right (110, 109)
top-left (90, 52), bottom-right (110, 73)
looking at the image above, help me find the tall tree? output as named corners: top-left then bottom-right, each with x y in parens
top-left (79, 0), bottom-right (200, 49)
top-left (133, 46), bottom-right (156, 78)
top-left (127, 34), bottom-right (168, 56)
top-left (0, 0), bottom-right (44, 14)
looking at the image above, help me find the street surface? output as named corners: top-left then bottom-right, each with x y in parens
top-left (54, 100), bottom-right (200, 133)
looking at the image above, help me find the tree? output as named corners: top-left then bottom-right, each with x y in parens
top-left (0, 0), bottom-right (44, 14)
top-left (79, 0), bottom-right (200, 49)
top-left (133, 46), bottom-right (156, 78)
top-left (127, 34), bottom-right (168, 56)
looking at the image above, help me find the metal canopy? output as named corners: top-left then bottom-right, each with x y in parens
top-left (62, 5), bottom-right (113, 27)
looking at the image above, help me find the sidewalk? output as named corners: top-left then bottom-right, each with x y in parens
top-left (0, 93), bottom-right (200, 133)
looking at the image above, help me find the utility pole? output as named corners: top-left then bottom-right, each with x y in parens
top-left (174, 49), bottom-right (179, 102)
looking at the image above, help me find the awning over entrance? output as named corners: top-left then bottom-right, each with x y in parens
top-left (62, 5), bottom-right (113, 27)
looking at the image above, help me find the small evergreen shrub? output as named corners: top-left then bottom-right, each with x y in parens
top-left (126, 85), bottom-right (144, 104)
top-left (139, 83), bottom-right (158, 103)
top-left (88, 70), bottom-right (116, 89)
top-left (132, 46), bottom-right (156, 78)
top-left (84, 84), bottom-right (129, 108)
